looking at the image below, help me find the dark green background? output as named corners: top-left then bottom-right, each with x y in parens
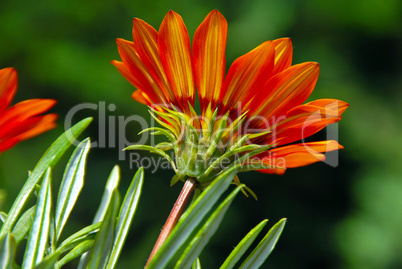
top-left (1, 0), bottom-right (401, 268)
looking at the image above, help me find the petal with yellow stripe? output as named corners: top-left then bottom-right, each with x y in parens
top-left (193, 10), bottom-right (227, 112)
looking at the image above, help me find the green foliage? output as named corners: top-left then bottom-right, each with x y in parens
top-left (55, 138), bottom-right (91, 241)
top-left (175, 185), bottom-right (244, 269)
top-left (0, 120), bottom-right (145, 268)
top-left (0, 120), bottom-right (286, 268)
top-left (0, 117), bottom-right (93, 237)
top-left (22, 168), bottom-right (52, 268)
top-left (238, 218), bottom-right (286, 269)
top-left (220, 220), bottom-right (268, 268)
top-left (1, 1), bottom-right (402, 265)
top-left (0, 233), bottom-right (17, 269)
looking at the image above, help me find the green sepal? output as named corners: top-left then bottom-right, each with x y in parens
top-left (248, 129), bottom-right (272, 140)
top-left (226, 134), bottom-right (251, 153)
top-left (124, 144), bottom-right (177, 172)
top-left (204, 112), bottom-right (228, 160)
top-left (155, 142), bottom-right (173, 151)
top-left (232, 175), bottom-right (258, 200)
top-left (149, 108), bottom-right (179, 137)
top-left (223, 111), bottom-right (247, 140)
top-left (228, 145), bottom-right (271, 170)
top-left (199, 144), bottom-right (261, 183)
top-left (170, 175), bottom-right (182, 186)
top-left (203, 106), bottom-right (219, 141)
top-left (139, 127), bottom-right (177, 143)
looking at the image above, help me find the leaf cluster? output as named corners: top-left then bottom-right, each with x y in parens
top-left (0, 118), bottom-right (285, 268)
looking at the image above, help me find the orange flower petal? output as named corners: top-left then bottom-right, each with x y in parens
top-left (158, 11), bottom-right (195, 109)
top-left (0, 68), bottom-right (57, 153)
top-left (258, 168), bottom-right (287, 175)
top-left (250, 62), bottom-right (319, 118)
top-left (17, 114), bottom-right (58, 140)
top-left (272, 140), bottom-right (342, 167)
top-left (270, 140), bottom-right (343, 155)
top-left (193, 10), bottom-right (227, 112)
top-left (220, 41), bottom-right (275, 110)
top-left (305, 99), bottom-right (349, 115)
top-left (132, 18), bottom-right (176, 104)
top-left (111, 60), bottom-right (147, 96)
top-left (0, 137), bottom-right (18, 152)
top-left (113, 39), bottom-right (167, 105)
top-left (0, 114), bottom-right (57, 152)
top-left (272, 38), bottom-right (293, 75)
top-left (257, 140), bottom-right (342, 174)
top-left (256, 102), bottom-right (343, 146)
top-left (0, 99), bottom-right (56, 127)
top-left (0, 67), bottom-right (17, 115)
top-left (131, 90), bottom-right (152, 106)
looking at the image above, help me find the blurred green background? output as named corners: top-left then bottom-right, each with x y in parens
top-left (1, 0), bottom-right (401, 268)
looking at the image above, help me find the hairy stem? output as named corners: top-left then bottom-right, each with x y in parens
top-left (145, 177), bottom-right (197, 267)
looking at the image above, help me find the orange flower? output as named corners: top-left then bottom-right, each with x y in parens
top-left (0, 68), bottom-right (57, 152)
top-left (113, 10), bottom-right (348, 177)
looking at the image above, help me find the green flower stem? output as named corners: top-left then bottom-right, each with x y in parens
top-left (145, 177), bottom-right (197, 268)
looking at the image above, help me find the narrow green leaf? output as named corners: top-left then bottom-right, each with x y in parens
top-left (55, 239), bottom-right (94, 269)
top-left (55, 138), bottom-right (91, 241)
top-left (192, 258), bottom-right (201, 269)
top-left (93, 165), bottom-right (120, 223)
top-left (77, 166), bottom-right (120, 269)
top-left (147, 168), bottom-right (236, 269)
top-left (220, 220), bottom-right (268, 269)
top-left (175, 185), bottom-right (244, 269)
top-left (0, 233), bottom-right (17, 269)
top-left (34, 252), bottom-right (60, 269)
top-left (0, 117), bottom-right (92, 237)
top-left (239, 218), bottom-right (287, 269)
top-left (22, 168), bottom-right (52, 268)
top-left (86, 191), bottom-right (120, 269)
top-left (56, 222), bottom-right (100, 254)
top-left (106, 168), bottom-right (144, 269)
top-left (0, 212), bottom-right (7, 223)
top-left (49, 213), bottom-right (56, 255)
top-left (11, 206), bottom-right (36, 244)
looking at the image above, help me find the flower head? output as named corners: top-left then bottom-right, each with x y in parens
top-left (0, 67), bottom-right (57, 152)
top-left (113, 10), bottom-right (348, 186)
